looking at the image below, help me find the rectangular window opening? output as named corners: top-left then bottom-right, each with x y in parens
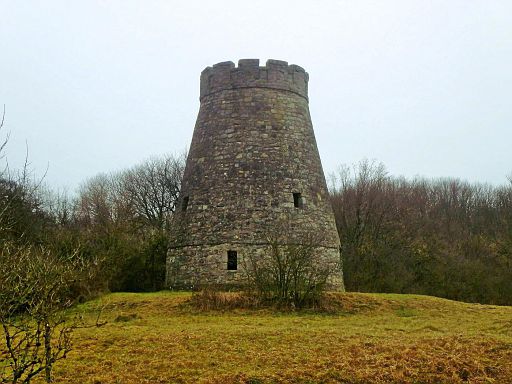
top-left (227, 250), bottom-right (238, 271)
top-left (181, 196), bottom-right (189, 212)
top-left (293, 192), bottom-right (303, 208)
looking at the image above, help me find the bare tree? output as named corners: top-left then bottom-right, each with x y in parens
top-left (0, 105), bottom-right (10, 225)
top-left (243, 224), bottom-right (336, 308)
top-left (75, 173), bottom-right (125, 229)
top-left (70, 153), bottom-right (185, 292)
top-left (0, 244), bottom-right (90, 383)
top-left (0, 105), bottom-right (8, 162)
top-left (74, 153), bottom-right (185, 231)
top-left (121, 153), bottom-right (185, 230)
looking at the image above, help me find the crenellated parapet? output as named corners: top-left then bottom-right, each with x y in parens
top-left (200, 59), bottom-right (309, 101)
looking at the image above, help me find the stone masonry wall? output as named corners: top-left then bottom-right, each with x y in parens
top-left (167, 59), bottom-right (343, 290)
top-left (167, 244), bottom-right (343, 290)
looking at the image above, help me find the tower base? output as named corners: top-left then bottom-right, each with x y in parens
top-left (166, 243), bottom-right (344, 291)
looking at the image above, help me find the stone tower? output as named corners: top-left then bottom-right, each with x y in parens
top-left (167, 59), bottom-right (343, 290)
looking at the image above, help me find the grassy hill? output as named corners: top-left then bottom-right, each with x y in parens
top-left (40, 292), bottom-right (512, 384)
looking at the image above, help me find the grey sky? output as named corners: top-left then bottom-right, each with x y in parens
top-left (1, 0), bottom-right (511, 191)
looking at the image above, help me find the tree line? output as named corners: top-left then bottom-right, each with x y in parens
top-left (3, 155), bottom-right (185, 295)
top-left (330, 160), bottom-right (512, 305)
top-left (2, 137), bottom-right (511, 305)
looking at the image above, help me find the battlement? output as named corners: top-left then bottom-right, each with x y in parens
top-left (200, 59), bottom-right (309, 101)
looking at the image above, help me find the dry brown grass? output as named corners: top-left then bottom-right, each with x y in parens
top-left (25, 291), bottom-right (512, 384)
top-left (189, 289), bottom-right (262, 311)
top-left (187, 289), bottom-right (399, 313)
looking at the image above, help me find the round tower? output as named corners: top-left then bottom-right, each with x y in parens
top-left (167, 59), bottom-right (343, 290)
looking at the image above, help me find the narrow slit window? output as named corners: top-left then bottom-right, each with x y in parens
top-left (227, 250), bottom-right (237, 270)
top-left (293, 192), bottom-right (303, 208)
top-left (181, 196), bottom-right (189, 212)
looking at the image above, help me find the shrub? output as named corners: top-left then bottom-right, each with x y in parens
top-left (244, 237), bottom-right (333, 309)
top-left (0, 244), bottom-right (86, 383)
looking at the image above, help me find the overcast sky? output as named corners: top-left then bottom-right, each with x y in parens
top-left (1, 0), bottom-right (511, 191)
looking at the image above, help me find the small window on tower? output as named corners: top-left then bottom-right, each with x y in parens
top-left (181, 196), bottom-right (189, 212)
top-left (293, 192), bottom-right (303, 208)
top-left (227, 250), bottom-right (238, 270)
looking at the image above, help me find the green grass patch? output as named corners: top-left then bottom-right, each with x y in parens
top-left (27, 291), bottom-right (512, 383)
